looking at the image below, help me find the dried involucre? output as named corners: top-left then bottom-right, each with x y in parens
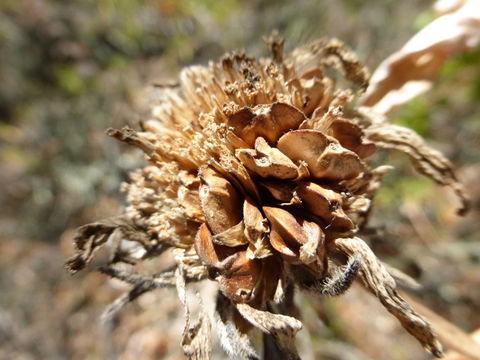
top-left (66, 34), bottom-right (469, 359)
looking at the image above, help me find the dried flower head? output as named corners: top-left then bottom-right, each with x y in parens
top-left (66, 33), bottom-right (469, 359)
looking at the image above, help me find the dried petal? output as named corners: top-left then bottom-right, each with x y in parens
top-left (199, 167), bottom-right (243, 234)
top-left (236, 137), bottom-right (299, 179)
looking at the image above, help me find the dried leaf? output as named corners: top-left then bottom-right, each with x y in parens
top-left (401, 292), bottom-right (480, 360)
top-left (334, 237), bottom-right (444, 358)
top-left (215, 293), bottom-right (259, 360)
top-left (176, 267), bottom-right (212, 360)
top-left (361, 0), bottom-right (480, 114)
top-left (100, 267), bottom-right (177, 346)
top-left (236, 303), bottom-right (302, 360)
top-left (365, 123), bottom-right (470, 215)
top-left (65, 217), bottom-right (153, 273)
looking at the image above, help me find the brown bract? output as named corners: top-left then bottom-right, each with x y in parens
top-left (66, 33), bottom-right (469, 359)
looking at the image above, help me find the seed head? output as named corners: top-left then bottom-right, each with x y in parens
top-left (66, 34), bottom-right (469, 359)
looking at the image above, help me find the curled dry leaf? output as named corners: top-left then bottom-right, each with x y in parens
top-left (176, 267), bottom-right (213, 360)
top-left (215, 293), bottom-right (259, 360)
top-left (236, 302), bottom-right (302, 360)
top-left (365, 122), bottom-right (470, 215)
top-left (334, 237), bottom-right (444, 358)
top-left (361, 0), bottom-right (480, 114)
top-left (400, 292), bottom-right (480, 360)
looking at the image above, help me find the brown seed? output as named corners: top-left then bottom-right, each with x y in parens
top-left (212, 221), bottom-right (249, 247)
top-left (262, 206), bottom-right (311, 263)
top-left (299, 68), bottom-right (326, 116)
top-left (299, 220), bottom-right (325, 265)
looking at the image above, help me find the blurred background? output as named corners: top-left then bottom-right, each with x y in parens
top-left (0, 0), bottom-right (479, 359)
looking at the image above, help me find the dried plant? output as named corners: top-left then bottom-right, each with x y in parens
top-left (66, 33), bottom-right (469, 359)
